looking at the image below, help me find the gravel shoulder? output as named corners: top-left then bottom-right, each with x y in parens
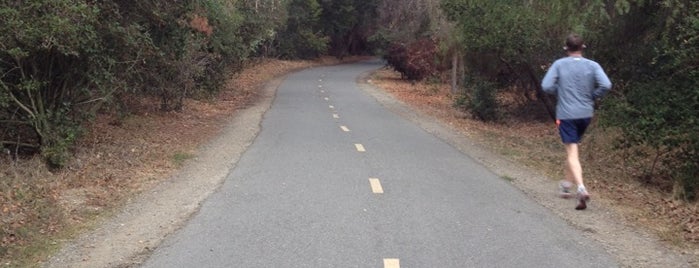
top-left (44, 61), bottom-right (697, 268)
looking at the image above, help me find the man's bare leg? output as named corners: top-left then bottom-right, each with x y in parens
top-left (565, 143), bottom-right (583, 187)
top-left (565, 143), bottom-right (590, 210)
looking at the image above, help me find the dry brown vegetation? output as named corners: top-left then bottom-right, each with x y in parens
top-left (0, 56), bottom-right (364, 267)
top-left (370, 68), bottom-right (699, 252)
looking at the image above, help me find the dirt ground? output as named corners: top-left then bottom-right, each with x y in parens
top-left (2, 59), bottom-right (698, 267)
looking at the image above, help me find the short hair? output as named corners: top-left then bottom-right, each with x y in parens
top-left (565, 34), bottom-right (585, 52)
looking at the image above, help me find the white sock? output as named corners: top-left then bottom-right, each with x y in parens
top-left (560, 180), bottom-right (573, 189)
top-left (577, 185), bottom-right (586, 193)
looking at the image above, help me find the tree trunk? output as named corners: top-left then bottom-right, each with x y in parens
top-left (525, 66), bottom-right (556, 121)
top-left (451, 52), bottom-right (458, 94)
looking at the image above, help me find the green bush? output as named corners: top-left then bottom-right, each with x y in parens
top-left (458, 78), bottom-right (500, 122)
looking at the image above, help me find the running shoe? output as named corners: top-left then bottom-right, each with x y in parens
top-left (575, 189), bottom-right (590, 210)
top-left (558, 180), bottom-right (574, 199)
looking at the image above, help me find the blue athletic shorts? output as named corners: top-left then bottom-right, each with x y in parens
top-left (557, 118), bottom-right (592, 144)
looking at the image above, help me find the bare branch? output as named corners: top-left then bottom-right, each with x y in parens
top-left (1, 141), bottom-right (39, 149)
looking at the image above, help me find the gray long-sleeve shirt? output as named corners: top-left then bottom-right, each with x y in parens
top-left (541, 56), bottom-right (612, 120)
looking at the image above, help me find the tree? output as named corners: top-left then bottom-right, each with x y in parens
top-left (237, 0), bottom-right (288, 57)
top-left (320, 0), bottom-right (378, 58)
top-left (277, 0), bottom-right (328, 59)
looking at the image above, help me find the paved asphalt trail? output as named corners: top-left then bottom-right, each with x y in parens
top-left (141, 61), bottom-right (617, 267)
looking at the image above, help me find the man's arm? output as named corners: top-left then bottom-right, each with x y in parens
top-left (593, 63), bottom-right (612, 98)
top-left (541, 62), bottom-right (558, 94)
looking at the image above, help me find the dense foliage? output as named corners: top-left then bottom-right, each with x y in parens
top-left (320, 0), bottom-right (377, 58)
top-left (596, 0), bottom-right (699, 200)
top-left (276, 0), bottom-right (328, 59)
top-left (384, 39), bottom-right (442, 81)
top-left (1, 1), bottom-right (134, 167)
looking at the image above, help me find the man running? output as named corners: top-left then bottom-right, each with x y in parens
top-left (541, 34), bottom-right (612, 210)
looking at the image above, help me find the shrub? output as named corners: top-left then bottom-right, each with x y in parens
top-left (454, 77), bottom-right (500, 122)
top-left (384, 43), bottom-right (408, 78)
top-left (384, 38), bottom-right (440, 81)
top-left (0, 1), bottom-right (119, 167)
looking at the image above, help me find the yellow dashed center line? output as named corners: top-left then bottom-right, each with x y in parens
top-left (369, 178), bottom-right (384, 194)
top-left (355, 144), bottom-right (366, 152)
top-left (384, 258), bottom-right (400, 268)
top-left (340, 126), bottom-right (350, 132)
top-left (333, 114), bottom-right (339, 119)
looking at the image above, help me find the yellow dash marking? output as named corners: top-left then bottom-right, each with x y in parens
top-left (333, 114), bottom-right (339, 119)
top-left (340, 126), bottom-right (350, 132)
top-left (369, 178), bottom-right (384, 194)
top-left (355, 144), bottom-right (366, 152)
top-left (384, 259), bottom-right (400, 268)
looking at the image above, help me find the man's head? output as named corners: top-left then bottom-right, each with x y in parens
top-left (564, 34), bottom-right (585, 52)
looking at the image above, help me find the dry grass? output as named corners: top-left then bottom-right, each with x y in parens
top-left (370, 68), bottom-right (699, 252)
top-left (0, 56), bottom-right (369, 267)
